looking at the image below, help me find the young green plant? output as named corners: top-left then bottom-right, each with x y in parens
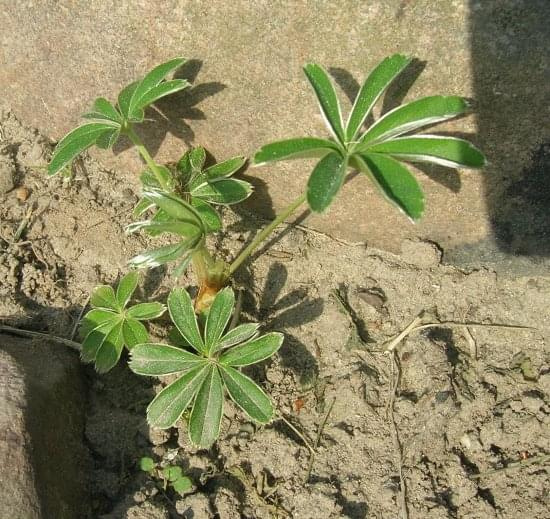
top-left (128, 286), bottom-right (283, 447)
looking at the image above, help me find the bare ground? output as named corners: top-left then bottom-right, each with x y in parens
top-left (1, 110), bottom-right (549, 518)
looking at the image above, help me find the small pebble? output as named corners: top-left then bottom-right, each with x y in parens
top-left (15, 186), bottom-right (29, 201)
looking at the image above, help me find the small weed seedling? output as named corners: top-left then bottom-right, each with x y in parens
top-left (48, 54), bottom-right (485, 447)
top-left (139, 457), bottom-right (193, 496)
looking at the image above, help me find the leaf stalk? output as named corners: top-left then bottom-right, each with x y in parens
top-left (227, 192), bottom-right (306, 276)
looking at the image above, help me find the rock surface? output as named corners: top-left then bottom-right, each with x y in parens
top-left (1, 1), bottom-right (549, 272)
top-left (0, 336), bottom-right (89, 518)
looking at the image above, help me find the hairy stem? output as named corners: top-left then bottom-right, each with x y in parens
top-left (125, 126), bottom-right (170, 191)
top-left (228, 193), bottom-right (306, 276)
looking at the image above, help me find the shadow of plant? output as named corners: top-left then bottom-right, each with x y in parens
top-left (235, 262), bottom-right (322, 385)
top-left (113, 59), bottom-right (226, 158)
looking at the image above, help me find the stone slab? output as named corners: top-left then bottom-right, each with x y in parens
top-left (0, 336), bottom-right (89, 518)
top-left (1, 0), bottom-right (549, 272)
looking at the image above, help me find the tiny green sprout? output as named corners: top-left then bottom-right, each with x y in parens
top-left (139, 458), bottom-right (193, 496)
top-left (254, 54), bottom-right (486, 220)
top-left (48, 58), bottom-right (189, 178)
top-left (80, 272), bottom-right (166, 373)
top-left (128, 286), bottom-right (283, 448)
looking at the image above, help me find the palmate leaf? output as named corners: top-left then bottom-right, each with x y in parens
top-left (307, 152), bottom-right (348, 212)
top-left (365, 135), bottom-right (486, 169)
top-left (253, 137), bottom-right (341, 165)
top-left (355, 153), bottom-right (424, 221)
top-left (128, 287), bottom-right (283, 446)
top-left (189, 366), bottom-right (224, 448)
top-left (48, 122), bottom-right (119, 176)
top-left (255, 55), bottom-right (485, 222)
top-left (346, 54), bottom-right (411, 141)
top-left (303, 63), bottom-right (345, 143)
top-left (80, 272), bottom-right (165, 372)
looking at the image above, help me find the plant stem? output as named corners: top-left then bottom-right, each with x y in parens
top-left (228, 192), bottom-right (306, 276)
top-left (125, 126), bottom-right (170, 191)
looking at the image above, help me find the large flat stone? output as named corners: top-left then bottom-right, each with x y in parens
top-left (0, 336), bottom-right (89, 518)
top-left (1, 0), bottom-right (548, 272)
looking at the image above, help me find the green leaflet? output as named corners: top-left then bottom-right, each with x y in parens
top-left (191, 198), bottom-right (222, 233)
top-left (81, 319), bottom-right (118, 363)
top-left (204, 287), bottom-right (234, 353)
top-left (127, 302), bottom-right (166, 320)
top-left (95, 319), bottom-right (125, 373)
top-left (84, 97), bottom-right (123, 124)
top-left (128, 238), bottom-right (198, 269)
top-left (219, 332), bottom-right (283, 366)
top-left (253, 137), bottom-right (340, 165)
top-left (306, 152), bottom-right (348, 212)
top-left (204, 156), bottom-right (246, 179)
top-left (80, 308), bottom-right (118, 339)
top-left (191, 178), bottom-right (253, 205)
top-left (91, 285), bottom-right (118, 311)
top-left (303, 63), bottom-right (345, 144)
top-left (122, 318), bottom-right (148, 349)
top-left (147, 363), bottom-right (210, 429)
top-left (168, 288), bottom-right (206, 354)
top-left (365, 136), bottom-right (486, 169)
top-left (346, 54), bottom-right (411, 141)
top-left (116, 271), bottom-right (139, 309)
top-left (129, 58), bottom-right (187, 116)
top-left (142, 189), bottom-right (203, 228)
top-left (189, 366), bottom-right (224, 447)
top-left (129, 343), bottom-right (203, 376)
top-left (220, 365), bottom-right (273, 423)
top-left (48, 122), bottom-right (118, 176)
top-left (357, 96), bottom-right (469, 148)
top-left (356, 153), bottom-right (424, 221)
top-left (216, 323), bottom-right (260, 352)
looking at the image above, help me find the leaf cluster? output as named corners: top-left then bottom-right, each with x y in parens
top-left (254, 54), bottom-right (486, 220)
top-left (80, 272), bottom-right (165, 372)
top-left (128, 146), bottom-right (251, 274)
top-left (139, 457), bottom-right (193, 496)
top-left (48, 58), bottom-right (189, 176)
top-left (129, 287), bottom-right (283, 447)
